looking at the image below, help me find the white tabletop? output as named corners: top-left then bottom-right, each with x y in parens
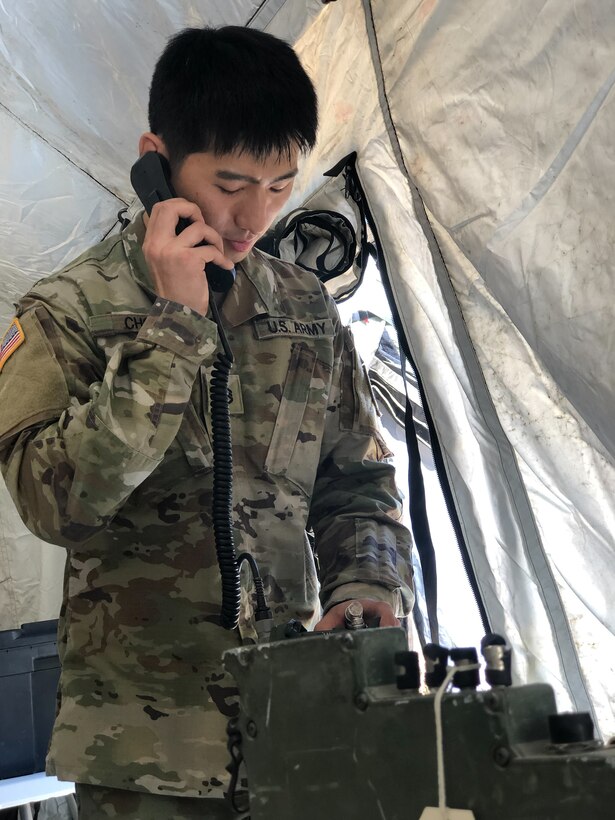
top-left (0, 772), bottom-right (75, 809)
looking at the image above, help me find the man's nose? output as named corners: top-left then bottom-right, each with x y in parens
top-left (235, 190), bottom-right (276, 237)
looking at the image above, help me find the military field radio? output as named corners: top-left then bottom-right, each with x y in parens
top-left (224, 619), bottom-right (615, 819)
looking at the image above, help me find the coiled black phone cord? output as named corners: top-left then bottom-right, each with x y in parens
top-left (209, 295), bottom-right (241, 630)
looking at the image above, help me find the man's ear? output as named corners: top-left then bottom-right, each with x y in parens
top-left (138, 132), bottom-right (168, 157)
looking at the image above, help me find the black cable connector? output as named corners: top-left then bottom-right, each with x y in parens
top-left (237, 552), bottom-right (272, 622)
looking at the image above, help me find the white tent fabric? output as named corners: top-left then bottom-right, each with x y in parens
top-left (0, 0), bottom-right (613, 738)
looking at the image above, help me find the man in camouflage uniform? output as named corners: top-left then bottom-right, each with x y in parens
top-left (0, 26), bottom-right (413, 819)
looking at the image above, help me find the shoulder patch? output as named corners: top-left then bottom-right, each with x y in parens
top-left (0, 318), bottom-right (25, 372)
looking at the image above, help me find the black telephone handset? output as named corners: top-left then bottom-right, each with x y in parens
top-left (130, 151), bottom-right (236, 293)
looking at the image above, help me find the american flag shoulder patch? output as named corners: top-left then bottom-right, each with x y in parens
top-left (0, 318), bottom-right (25, 372)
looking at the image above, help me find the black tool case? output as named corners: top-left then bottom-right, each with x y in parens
top-left (0, 619), bottom-right (59, 779)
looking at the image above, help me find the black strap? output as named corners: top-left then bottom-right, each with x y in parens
top-left (400, 350), bottom-right (440, 645)
top-left (342, 161), bottom-right (371, 290)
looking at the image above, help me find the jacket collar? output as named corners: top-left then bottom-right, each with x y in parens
top-left (221, 248), bottom-right (279, 327)
top-left (122, 211), bottom-right (154, 297)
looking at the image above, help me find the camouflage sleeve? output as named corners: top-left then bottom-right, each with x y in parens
top-left (308, 320), bottom-right (414, 617)
top-left (0, 295), bottom-right (217, 548)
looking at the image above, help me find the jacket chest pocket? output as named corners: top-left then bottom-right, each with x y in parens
top-left (176, 402), bottom-right (214, 474)
top-left (264, 342), bottom-right (331, 495)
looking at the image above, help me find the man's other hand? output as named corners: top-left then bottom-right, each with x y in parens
top-left (314, 599), bottom-right (399, 631)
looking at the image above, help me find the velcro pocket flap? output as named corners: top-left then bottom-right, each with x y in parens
top-left (0, 308), bottom-right (70, 440)
top-left (264, 343), bottom-right (317, 476)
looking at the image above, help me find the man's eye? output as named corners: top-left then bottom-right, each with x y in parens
top-left (271, 186), bottom-right (288, 194)
top-left (217, 186), bottom-right (241, 195)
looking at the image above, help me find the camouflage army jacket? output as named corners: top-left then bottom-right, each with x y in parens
top-left (0, 214), bottom-right (413, 797)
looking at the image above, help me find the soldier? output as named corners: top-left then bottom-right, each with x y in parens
top-left (0, 26), bottom-right (413, 819)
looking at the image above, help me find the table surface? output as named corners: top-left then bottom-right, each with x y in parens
top-left (0, 772), bottom-right (75, 809)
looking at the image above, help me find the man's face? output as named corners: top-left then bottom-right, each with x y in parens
top-left (171, 146), bottom-right (299, 264)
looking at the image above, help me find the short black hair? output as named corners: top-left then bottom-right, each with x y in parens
top-left (148, 26), bottom-right (318, 166)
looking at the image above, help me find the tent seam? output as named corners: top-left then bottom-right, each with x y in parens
top-left (0, 100), bottom-right (127, 205)
top-left (246, 0), bottom-right (271, 26)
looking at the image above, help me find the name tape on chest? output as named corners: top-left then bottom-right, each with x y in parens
top-left (89, 313), bottom-right (150, 337)
top-left (254, 317), bottom-right (334, 340)
top-left (0, 318), bottom-right (25, 372)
